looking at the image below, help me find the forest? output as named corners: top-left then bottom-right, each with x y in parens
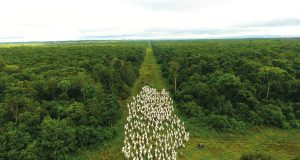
top-left (0, 39), bottom-right (299, 160)
top-left (0, 41), bottom-right (146, 159)
top-left (152, 39), bottom-right (300, 131)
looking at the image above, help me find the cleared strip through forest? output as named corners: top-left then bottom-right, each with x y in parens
top-left (131, 41), bottom-right (167, 95)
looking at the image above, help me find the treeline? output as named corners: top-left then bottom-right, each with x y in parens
top-left (0, 42), bottom-right (146, 159)
top-left (152, 39), bottom-right (300, 131)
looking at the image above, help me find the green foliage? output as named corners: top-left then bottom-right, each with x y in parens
top-left (3, 64), bottom-right (20, 73)
top-left (258, 66), bottom-right (288, 82)
top-left (206, 115), bottom-right (230, 131)
top-left (39, 116), bottom-right (76, 160)
top-left (0, 41), bottom-right (146, 159)
top-left (0, 124), bottom-right (33, 160)
top-left (98, 94), bottom-right (121, 126)
top-left (206, 115), bottom-right (246, 131)
top-left (260, 104), bottom-right (285, 127)
top-left (66, 102), bottom-right (87, 125)
top-left (153, 39), bottom-right (300, 131)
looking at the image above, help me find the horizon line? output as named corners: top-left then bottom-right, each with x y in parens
top-left (1, 35), bottom-right (300, 44)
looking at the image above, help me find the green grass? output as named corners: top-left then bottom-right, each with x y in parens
top-left (131, 46), bottom-right (167, 95)
top-left (177, 126), bottom-right (300, 160)
top-left (75, 42), bottom-right (300, 160)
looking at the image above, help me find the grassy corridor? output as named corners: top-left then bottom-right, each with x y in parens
top-left (131, 44), bottom-right (167, 95)
top-left (75, 42), bottom-right (168, 159)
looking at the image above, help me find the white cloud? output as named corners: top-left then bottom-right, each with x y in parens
top-left (0, 0), bottom-right (300, 42)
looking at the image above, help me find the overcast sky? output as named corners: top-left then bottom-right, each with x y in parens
top-left (1, 0), bottom-right (300, 42)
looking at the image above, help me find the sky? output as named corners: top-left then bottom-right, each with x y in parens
top-left (0, 0), bottom-right (300, 42)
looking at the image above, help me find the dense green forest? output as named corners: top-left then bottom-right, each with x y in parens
top-left (152, 39), bottom-right (300, 131)
top-left (0, 42), bottom-right (146, 159)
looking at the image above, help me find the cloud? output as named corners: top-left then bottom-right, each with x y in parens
top-left (0, 0), bottom-right (300, 42)
top-left (242, 18), bottom-right (300, 28)
top-left (124, 0), bottom-right (225, 12)
top-left (0, 36), bottom-right (26, 40)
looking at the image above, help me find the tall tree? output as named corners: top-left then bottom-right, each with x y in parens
top-left (258, 66), bottom-right (288, 99)
top-left (169, 59), bottom-right (180, 93)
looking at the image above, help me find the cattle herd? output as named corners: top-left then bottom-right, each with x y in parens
top-left (122, 86), bottom-right (189, 160)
